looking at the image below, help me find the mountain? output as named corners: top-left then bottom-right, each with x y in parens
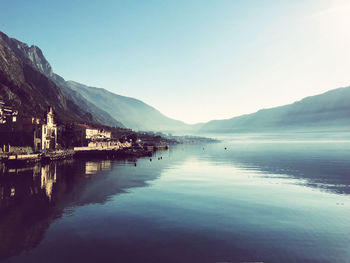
top-left (66, 81), bottom-right (191, 132)
top-left (0, 31), bottom-right (123, 127)
top-left (200, 87), bottom-right (350, 133)
top-left (0, 31), bottom-right (189, 132)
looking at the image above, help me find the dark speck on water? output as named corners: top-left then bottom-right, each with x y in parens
top-left (1, 133), bottom-right (350, 263)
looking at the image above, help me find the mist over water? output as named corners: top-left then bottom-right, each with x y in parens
top-left (1, 133), bottom-right (350, 263)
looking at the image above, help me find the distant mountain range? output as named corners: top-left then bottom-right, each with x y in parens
top-left (66, 81), bottom-right (190, 132)
top-left (0, 31), bottom-right (190, 131)
top-left (199, 87), bottom-right (350, 133)
top-left (1, 31), bottom-right (350, 134)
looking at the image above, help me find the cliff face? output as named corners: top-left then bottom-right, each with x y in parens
top-left (0, 32), bottom-right (71, 120)
top-left (0, 31), bottom-right (123, 127)
top-left (1, 34), bottom-right (54, 78)
top-left (0, 31), bottom-right (195, 132)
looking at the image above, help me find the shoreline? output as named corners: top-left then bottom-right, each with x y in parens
top-left (0, 135), bottom-right (218, 166)
top-left (0, 145), bottom-right (168, 166)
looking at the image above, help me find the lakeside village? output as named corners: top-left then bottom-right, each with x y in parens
top-left (0, 101), bottom-right (175, 165)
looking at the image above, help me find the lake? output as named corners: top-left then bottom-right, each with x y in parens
top-left (1, 133), bottom-right (350, 262)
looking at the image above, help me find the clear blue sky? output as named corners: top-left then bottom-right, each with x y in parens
top-left (1, 0), bottom-right (350, 123)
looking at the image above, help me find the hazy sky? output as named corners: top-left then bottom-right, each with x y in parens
top-left (1, 0), bottom-right (350, 124)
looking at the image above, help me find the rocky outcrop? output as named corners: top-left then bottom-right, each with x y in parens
top-left (0, 31), bottom-right (123, 127)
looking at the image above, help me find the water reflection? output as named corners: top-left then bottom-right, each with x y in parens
top-left (1, 137), bottom-right (350, 263)
top-left (196, 141), bottom-right (350, 195)
top-left (0, 159), bottom-right (160, 261)
top-left (85, 160), bottom-right (111, 175)
top-left (40, 163), bottom-right (57, 200)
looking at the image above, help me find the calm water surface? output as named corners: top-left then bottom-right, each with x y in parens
top-left (1, 134), bottom-right (350, 262)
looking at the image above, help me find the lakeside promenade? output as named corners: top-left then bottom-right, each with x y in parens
top-left (0, 142), bottom-right (169, 165)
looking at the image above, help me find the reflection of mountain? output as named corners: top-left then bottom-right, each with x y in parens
top-left (0, 159), bottom-right (161, 260)
top-left (202, 142), bottom-right (350, 195)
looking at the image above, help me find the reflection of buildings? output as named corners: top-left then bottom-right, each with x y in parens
top-left (0, 159), bottom-right (161, 261)
top-left (0, 162), bottom-right (59, 261)
top-left (85, 160), bottom-right (112, 175)
top-left (0, 163), bottom-right (58, 206)
top-left (0, 165), bottom-right (43, 205)
top-left (0, 160), bottom-right (114, 205)
top-left (40, 163), bottom-right (57, 200)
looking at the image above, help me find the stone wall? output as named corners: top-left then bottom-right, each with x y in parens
top-left (3, 146), bottom-right (33, 154)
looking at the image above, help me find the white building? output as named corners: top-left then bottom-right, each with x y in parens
top-left (41, 107), bottom-right (57, 150)
top-left (86, 128), bottom-right (111, 140)
top-left (0, 101), bottom-right (18, 124)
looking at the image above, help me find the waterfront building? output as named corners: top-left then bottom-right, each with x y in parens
top-left (0, 105), bottom-right (57, 152)
top-left (74, 124), bottom-right (113, 148)
top-left (0, 101), bottom-right (18, 124)
top-left (41, 107), bottom-right (57, 150)
top-left (85, 127), bottom-right (111, 140)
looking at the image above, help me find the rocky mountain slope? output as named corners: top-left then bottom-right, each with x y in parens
top-left (4, 31), bottom-right (348, 134)
top-left (0, 31), bottom-right (123, 126)
top-left (66, 81), bottom-right (191, 132)
top-left (200, 86), bottom-right (350, 133)
top-left (0, 31), bottom-right (191, 131)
